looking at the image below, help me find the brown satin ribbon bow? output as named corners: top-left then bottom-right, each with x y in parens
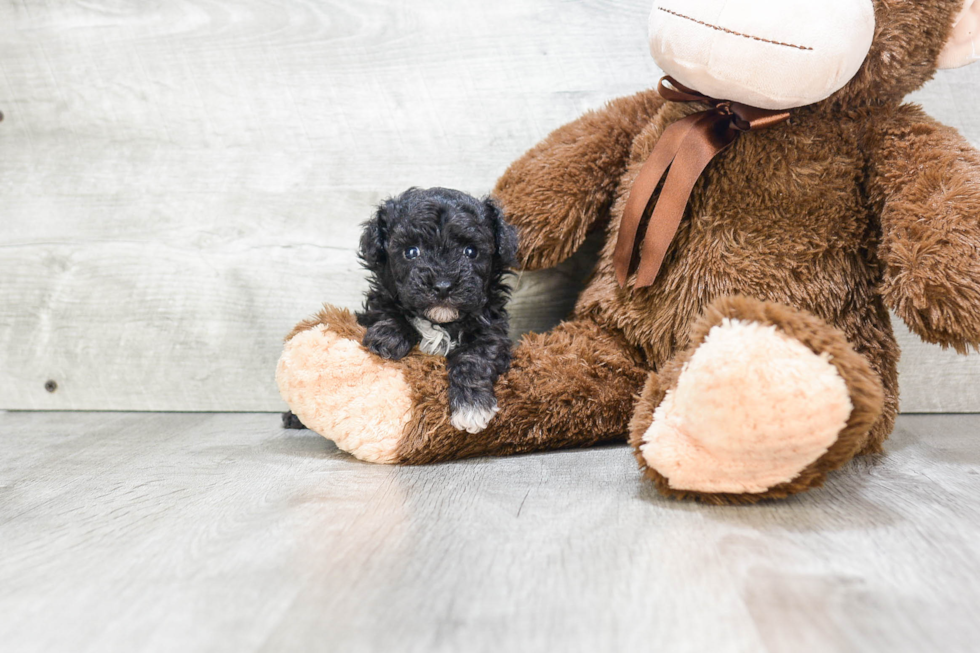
top-left (613, 76), bottom-right (791, 288)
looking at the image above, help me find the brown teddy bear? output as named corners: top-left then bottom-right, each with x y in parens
top-left (277, 0), bottom-right (980, 503)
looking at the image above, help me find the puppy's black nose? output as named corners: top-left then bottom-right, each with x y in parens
top-left (433, 280), bottom-right (453, 298)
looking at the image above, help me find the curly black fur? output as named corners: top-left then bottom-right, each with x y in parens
top-left (355, 187), bottom-right (518, 428)
top-left (282, 410), bottom-right (306, 430)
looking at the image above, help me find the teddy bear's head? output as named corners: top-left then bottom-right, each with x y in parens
top-left (648, 0), bottom-right (980, 110)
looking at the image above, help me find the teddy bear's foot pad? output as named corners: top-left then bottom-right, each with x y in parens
top-left (276, 323), bottom-right (414, 463)
top-left (640, 318), bottom-right (853, 494)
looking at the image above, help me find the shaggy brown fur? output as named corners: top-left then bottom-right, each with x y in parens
top-left (283, 0), bottom-right (980, 502)
top-left (392, 317), bottom-right (648, 463)
top-left (286, 306), bottom-right (647, 463)
top-left (494, 89), bottom-right (667, 271)
top-left (285, 306), bottom-right (363, 343)
top-left (867, 104), bottom-right (980, 354)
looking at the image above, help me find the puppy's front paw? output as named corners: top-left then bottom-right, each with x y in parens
top-left (450, 402), bottom-right (499, 433)
top-left (367, 338), bottom-right (413, 361)
top-left (363, 323), bottom-right (414, 360)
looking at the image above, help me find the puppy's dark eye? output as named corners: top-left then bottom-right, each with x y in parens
top-left (463, 246), bottom-right (477, 259)
top-left (404, 246), bottom-right (420, 260)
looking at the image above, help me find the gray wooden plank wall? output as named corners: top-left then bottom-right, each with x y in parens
top-left (0, 0), bottom-right (978, 411)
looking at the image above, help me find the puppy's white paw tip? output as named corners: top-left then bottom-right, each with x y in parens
top-left (451, 403), bottom-right (499, 433)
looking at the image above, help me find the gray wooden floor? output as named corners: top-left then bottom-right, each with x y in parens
top-left (1, 412), bottom-right (979, 653)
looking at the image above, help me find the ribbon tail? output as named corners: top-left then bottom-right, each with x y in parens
top-left (613, 113), bottom-right (703, 287)
top-left (730, 102), bottom-right (791, 130)
top-left (634, 113), bottom-right (737, 287)
top-left (658, 76), bottom-right (710, 104)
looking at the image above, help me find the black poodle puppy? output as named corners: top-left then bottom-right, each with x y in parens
top-left (356, 186), bottom-right (518, 433)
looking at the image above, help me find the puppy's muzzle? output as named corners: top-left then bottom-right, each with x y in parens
top-left (426, 306), bottom-right (460, 323)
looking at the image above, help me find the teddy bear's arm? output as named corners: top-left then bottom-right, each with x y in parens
top-left (493, 89), bottom-right (665, 271)
top-left (868, 104), bottom-right (980, 353)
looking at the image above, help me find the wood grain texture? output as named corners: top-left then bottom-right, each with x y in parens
top-left (1, 411), bottom-right (979, 652)
top-left (0, 0), bottom-right (978, 411)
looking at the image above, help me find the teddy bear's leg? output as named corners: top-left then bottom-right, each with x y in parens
top-left (276, 305), bottom-right (648, 464)
top-left (629, 296), bottom-right (885, 504)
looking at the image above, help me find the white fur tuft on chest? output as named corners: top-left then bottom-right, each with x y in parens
top-left (410, 317), bottom-right (457, 356)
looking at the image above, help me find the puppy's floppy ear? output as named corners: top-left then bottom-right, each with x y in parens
top-left (484, 197), bottom-right (519, 269)
top-left (358, 200), bottom-right (392, 270)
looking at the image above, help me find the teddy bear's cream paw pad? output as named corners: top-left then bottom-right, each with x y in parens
top-left (276, 325), bottom-right (413, 464)
top-left (641, 319), bottom-right (853, 493)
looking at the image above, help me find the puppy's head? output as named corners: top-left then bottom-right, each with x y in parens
top-left (359, 187), bottom-right (518, 323)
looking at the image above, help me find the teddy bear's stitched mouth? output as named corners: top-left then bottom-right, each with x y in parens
top-left (658, 7), bottom-right (814, 52)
